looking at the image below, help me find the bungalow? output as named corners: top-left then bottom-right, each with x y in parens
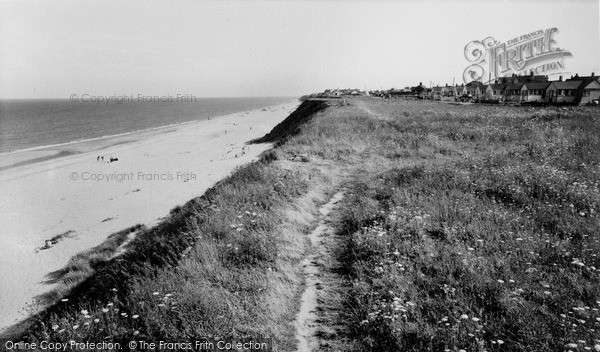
top-left (521, 82), bottom-right (551, 103)
top-left (431, 86), bottom-right (444, 100)
top-left (456, 85), bottom-right (468, 98)
top-left (566, 73), bottom-right (600, 105)
top-left (441, 85), bottom-right (454, 100)
top-left (579, 79), bottom-right (600, 105)
top-left (411, 82), bottom-right (428, 98)
top-left (547, 80), bottom-right (583, 104)
top-left (484, 83), bottom-right (505, 101)
top-left (504, 83), bottom-right (525, 102)
top-left (465, 85), bottom-right (478, 98)
top-left (475, 85), bottom-right (487, 100)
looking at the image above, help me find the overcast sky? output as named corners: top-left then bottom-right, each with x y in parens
top-left (0, 0), bottom-right (598, 99)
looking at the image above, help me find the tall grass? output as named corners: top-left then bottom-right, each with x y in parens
top-left (19, 100), bottom-right (334, 350)
top-left (330, 99), bottom-right (600, 351)
top-left (18, 98), bottom-right (600, 351)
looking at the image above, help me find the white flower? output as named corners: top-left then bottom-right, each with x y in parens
top-left (460, 314), bottom-right (469, 319)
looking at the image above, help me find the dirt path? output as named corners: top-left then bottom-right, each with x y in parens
top-left (294, 191), bottom-right (344, 352)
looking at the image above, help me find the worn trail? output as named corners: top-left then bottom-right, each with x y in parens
top-left (293, 191), bottom-right (344, 352)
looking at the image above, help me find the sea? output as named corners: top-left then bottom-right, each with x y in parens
top-left (0, 97), bottom-right (293, 154)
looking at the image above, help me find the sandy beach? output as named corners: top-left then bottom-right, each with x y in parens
top-left (0, 100), bottom-right (298, 333)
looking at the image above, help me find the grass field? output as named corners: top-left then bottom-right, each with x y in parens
top-left (20, 98), bottom-right (600, 352)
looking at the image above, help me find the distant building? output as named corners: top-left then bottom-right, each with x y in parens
top-left (547, 80), bottom-right (583, 104)
top-left (521, 82), bottom-right (551, 103)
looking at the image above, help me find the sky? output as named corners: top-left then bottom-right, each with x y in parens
top-left (0, 0), bottom-right (599, 99)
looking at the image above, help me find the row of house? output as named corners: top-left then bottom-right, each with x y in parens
top-left (425, 72), bottom-right (600, 105)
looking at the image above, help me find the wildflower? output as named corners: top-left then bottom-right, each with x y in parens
top-left (121, 313), bottom-right (127, 317)
top-left (61, 299), bottom-right (69, 302)
top-left (102, 308), bottom-right (109, 313)
top-left (497, 279), bottom-right (505, 284)
top-left (132, 315), bottom-right (139, 319)
top-left (158, 303), bottom-right (165, 307)
top-left (51, 324), bottom-right (59, 330)
top-left (472, 317), bottom-right (480, 322)
top-left (497, 340), bottom-right (504, 345)
top-left (81, 309), bottom-right (89, 315)
top-left (94, 319), bottom-right (100, 323)
top-left (165, 293), bottom-right (173, 297)
top-left (152, 292), bottom-right (160, 295)
top-left (460, 314), bottom-right (469, 319)
top-left (106, 303), bottom-right (114, 307)
top-left (111, 288), bottom-right (118, 292)
top-left (566, 343), bottom-right (578, 349)
top-left (133, 330), bottom-right (140, 336)
top-left (58, 329), bottom-right (65, 333)
top-left (594, 345), bottom-right (600, 351)
top-left (72, 325), bottom-right (79, 330)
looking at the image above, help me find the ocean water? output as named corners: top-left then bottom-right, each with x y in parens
top-left (0, 97), bottom-right (293, 154)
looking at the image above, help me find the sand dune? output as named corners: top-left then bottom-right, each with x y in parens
top-left (0, 100), bottom-right (298, 333)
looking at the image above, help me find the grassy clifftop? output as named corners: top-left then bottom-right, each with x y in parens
top-left (18, 98), bottom-right (600, 351)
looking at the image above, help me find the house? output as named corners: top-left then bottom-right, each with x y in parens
top-left (485, 83), bottom-right (505, 101)
top-left (546, 80), bottom-right (583, 104)
top-left (475, 85), bottom-right (488, 100)
top-left (566, 73), bottom-right (600, 104)
top-left (504, 82), bottom-right (525, 102)
top-left (456, 85), bottom-right (468, 98)
top-left (579, 79), bottom-right (600, 105)
top-left (431, 86), bottom-right (444, 100)
top-left (521, 82), bottom-right (551, 103)
top-left (411, 82), bottom-right (428, 98)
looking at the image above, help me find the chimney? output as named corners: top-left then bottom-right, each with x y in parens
top-left (592, 72), bottom-right (595, 77)
top-left (530, 70), bottom-right (534, 77)
top-left (559, 75), bottom-right (563, 81)
top-left (575, 73), bottom-right (579, 78)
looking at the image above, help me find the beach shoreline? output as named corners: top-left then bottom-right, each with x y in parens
top-left (0, 99), bottom-right (299, 333)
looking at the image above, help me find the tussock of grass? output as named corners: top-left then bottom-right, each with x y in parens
top-left (37, 225), bottom-right (144, 304)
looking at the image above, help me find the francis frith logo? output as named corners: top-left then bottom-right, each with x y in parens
top-left (463, 28), bottom-right (572, 84)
